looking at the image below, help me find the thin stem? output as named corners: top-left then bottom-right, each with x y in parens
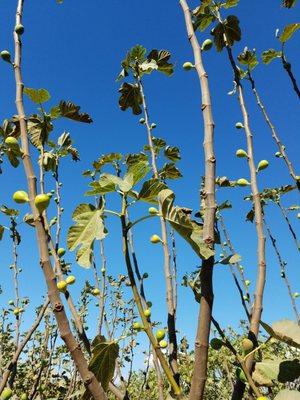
top-left (137, 77), bottom-right (179, 383)
top-left (277, 200), bottom-right (300, 252)
top-left (248, 71), bottom-right (299, 190)
top-left (281, 52), bottom-right (300, 99)
top-left (179, 2), bottom-right (217, 399)
top-left (13, 2), bottom-right (107, 398)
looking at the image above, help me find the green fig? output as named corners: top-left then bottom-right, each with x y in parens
top-left (241, 338), bottom-right (254, 353)
top-left (236, 178), bottom-right (250, 187)
top-left (57, 247), bottom-right (66, 257)
top-left (34, 194), bottom-right (50, 213)
top-left (15, 24), bottom-right (24, 35)
top-left (245, 280), bottom-right (251, 286)
top-left (293, 292), bottom-right (300, 298)
top-left (1, 388), bottom-right (13, 400)
top-left (66, 275), bottom-right (76, 285)
top-left (8, 300), bottom-right (14, 306)
top-left (101, 268), bottom-right (106, 273)
top-left (150, 234), bottom-right (161, 244)
top-left (5, 136), bottom-right (19, 148)
top-left (236, 367), bottom-right (247, 383)
top-left (257, 160), bottom-right (269, 171)
top-left (156, 329), bottom-right (166, 341)
top-left (139, 118), bottom-right (145, 124)
top-left (236, 149), bottom-right (248, 158)
top-left (13, 190), bottom-right (29, 204)
top-left (201, 39), bottom-right (213, 51)
top-left (210, 338), bottom-right (223, 350)
top-left (92, 288), bottom-right (100, 296)
top-left (148, 207), bottom-right (159, 215)
top-left (297, 213), bottom-right (300, 219)
top-left (57, 281), bottom-right (67, 292)
top-left (159, 340), bottom-right (168, 349)
top-left (275, 151), bottom-right (282, 158)
top-left (133, 322), bottom-right (143, 331)
top-left (150, 123), bottom-right (156, 129)
top-left (235, 122), bottom-right (244, 129)
top-left (182, 61), bottom-right (194, 70)
top-left (20, 394), bottom-right (28, 400)
top-left (143, 309), bottom-right (151, 318)
top-left (0, 50), bottom-right (11, 63)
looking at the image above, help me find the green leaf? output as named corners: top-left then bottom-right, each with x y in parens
top-left (282, 0), bottom-right (298, 8)
top-left (194, 13), bottom-right (215, 32)
top-left (93, 153), bottom-right (122, 171)
top-left (119, 82), bottom-right (142, 115)
top-left (24, 88), bottom-right (51, 104)
top-left (212, 15), bottom-right (241, 51)
top-left (125, 160), bottom-right (150, 186)
top-left (158, 189), bottom-right (214, 259)
top-left (27, 115), bottom-right (53, 147)
top-left (262, 49), bottom-right (282, 64)
top-left (67, 204), bottom-right (107, 268)
top-left (218, 200), bottom-right (232, 210)
top-left (279, 23), bottom-right (300, 42)
top-left (238, 48), bottom-right (258, 70)
top-left (0, 225), bottom-right (4, 241)
top-left (261, 320), bottom-right (300, 348)
top-left (253, 359), bottom-right (300, 386)
top-left (164, 146), bottom-right (181, 162)
top-left (0, 206), bottom-right (19, 216)
top-left (274, 390), bottom-right (300, 400)
top-left (56, 101), bottom-right (92, 123)
top-left (138, 178), bottom-right (168, 203)
top-left (159, 163), bottom-right (182, 180)
top-left (146, 49), bottom-right (174, 76)
top-left (223, 0), bottom-right (239, 8)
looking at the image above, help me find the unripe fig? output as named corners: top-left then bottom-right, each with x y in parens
top-left (13, 190), bottom-right (29, 204)
top-left (143, 309), bottom-right (151, 318)
top-left (257, 397), bottom-right (269, 400)
top-left (245, 279), bottom-right (251, 286)
top-left (101, 268), bottom-right (106, 273)
top-left (201, 38), bottom-right (213, 51)
top-left (156, 329), bottom-right (166, 341)
top-left (133, 322), bottom-right (143, 331)
top-left (66, 275), bottom-right (76, 285)
top-left (92, 288), bottom-right (100, 296)
top-left (236, 178), bottom-right (250, 187)
top-left (182, 61), bottom-right (194, 70)
top-left (50, 189), bottom-right (55, 194)
top-left (46, 192), bottom-right (52, 198)
top-left (148, 207), bottom-right (158, 215)
top-left (139, 118), bottom-right (145, 124)
top-left (257, 159), bottom-right (269, 171)
top-left (13, 308), bottom-right (20, 315)
top-left (34, 194), bottom-right (50, 213)
top-left (5, 136), bottom-right (19, 148)
top-left (297, 213), bottom-right (300, 219)
top-left (20, 394), bottom-right (28, 400)
top-left (143, 272), bottom-right (149, 279)
top-left (159, 340), bottom-right (168, 349)
top-left (150, 234), bottom-right (161, 244)
top-left (241, 338), bottom-right (254, 352)
top-left (235, 122), bottom-right (244, 129)
top-left (293, 292), bottom-right (300, 298)
top-left (0, 50), bottom-right (11, 62)
top-left (57, 247), bottom-right (66, 257)
top-left (210, 338), bottom-right (223, 350)
top-left (8, 300), bottom-right (14, 306)
top-left (57, 280), bottom-right (67, 292)
top-left (146, 301), bottom-right (152, 308)
top-left (236, 149), bottom-right (248, 158)
top-left (150, 123), bottom-right (156, 129)
top-left (236, 367), bottom-right (247, 383)
top-left (15, 24), bottom-right (24, 34)
top-left (1, 388), bottom-right (13, 400)
top-left (275, 151), bottom-right (282, 158)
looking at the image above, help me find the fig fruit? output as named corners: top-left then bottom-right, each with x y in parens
top-left (5, 136), bottom-right (19, 148)
top-left (0, 50), bottom-right (11, 62)
top-left (182, 61), bottom-right (194, 70)
top-left (15, 24), bottom-right (24, 35)
top-left (66, 275), bottom-right (76, 285)
top-left (57, 281), bottom-right (67, 292)
top-left (210, 338), bottom-right (223, 350)
top-left (201, 39), bottom-right (213, 51)
top-left (143, 309), bottom-right (151, 318)
top-left (34, 194), bottom-right (50, 213)
top-left (241, 338), bottom-right (254, 352)
top-left (257, 160), bottom-right (269, 171)
top-left (236, 178), bottom-right (250, 187)
top-left (156, 329), bottom-right (166, 341)
top-left (236, 149), bottom-right (248, 158)
top-left (13, 190), bottom-right (29, 204)
top-left (159, 340), bottom-right (168, 349)
top-left (1, 388), bottom-right (13, 400)
top-left (92, 288), bottom-right (100, 296)
top-left (148, 207), bottom-right (159, 215)
top-left (57, 248), bottom-right (66, 257)
top-left (235, 122), bottom-right (244, 129)
top-left (150, 234), bottom-right (161, 244)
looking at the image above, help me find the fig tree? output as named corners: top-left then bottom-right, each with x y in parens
top-left (236, 178), bottom-right (250, 187)
top-left (236, 149), bottom-right (248, 158)
top-left (15, 24), bottom-right (24, 34)
top-left (156, 329), bottom-right (166, 341)
top-left (66, 275), bottom-right (76, 285)
top-left (235, 122), bottom-right (244, 129)
top-left (201, 38), bottom-right (213, 51)
top-left (210, 338), bottom-right (223, 350)
top-left (0, 50), bottom-right (11, 62)
top-left (257, 159), bottom-right (269, 171)
top-left (1, 388), bottom-right (13, 400)
top-left (57, 280), bottom-right (67, 292)
top-left (34, 194), bottom-right (50, 213)
top-left (182, 61), bottom-right (194, 70)
top-left (150, 234), bottom-right (161, 244)
top-left (13, 190), bottom-right (29, 204)
top-left (159, 340), bottom-right (168, 349)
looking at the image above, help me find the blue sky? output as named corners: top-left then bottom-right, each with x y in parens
top-left (0, 0), bottom-right (299, 360)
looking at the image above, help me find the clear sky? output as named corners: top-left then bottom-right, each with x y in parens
top-left (0, 0), bottom-right (299, 359)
